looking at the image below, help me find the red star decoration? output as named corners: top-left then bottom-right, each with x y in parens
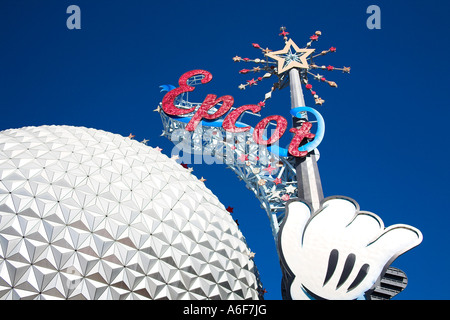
top-left (273, 178), bottom-right (282, 185)
top-left (259, 288), bottom-right (268, 296)
top-left (226, 206), bottom-right (234, 213)
top-left (279, 30), bottom-right (289, 37)
top-left (329, 47), bottom-right (336, 52)
top-left (263, 165), bottom-right (277, 175)
top-left (327, 65), bottom-right (334, 71)
top-left (247, 78), bottom-right (257, 86)
top-left (180, 163), bottom-right (188, 169)
top-left (238, 154), bottom-right (249, 162)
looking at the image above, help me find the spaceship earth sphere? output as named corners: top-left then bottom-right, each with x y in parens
top-left (0, 125), bottom-right (261, 300)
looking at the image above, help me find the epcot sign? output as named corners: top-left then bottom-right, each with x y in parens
top-left (161, 69), bottom-right (324, 158)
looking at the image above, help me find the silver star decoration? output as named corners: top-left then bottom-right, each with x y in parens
top-left (282, 48), bottom-right (307, 69)
top-left (285, 184), bottom-right (297, 194)
top-left (268, 190), bottom-right (282, 200)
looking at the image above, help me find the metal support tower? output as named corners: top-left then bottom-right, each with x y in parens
top-left (289, 68), bottom-right (324, 212)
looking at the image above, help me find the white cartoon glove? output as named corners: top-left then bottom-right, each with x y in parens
top-left (278, 197), bottom-right (423, 300)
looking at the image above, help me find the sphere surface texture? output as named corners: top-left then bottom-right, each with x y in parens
top-left (0, 125), bottom-right (260, 300)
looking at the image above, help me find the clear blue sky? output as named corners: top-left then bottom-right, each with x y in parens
top-left (1, 0), bottom-right (449, 300)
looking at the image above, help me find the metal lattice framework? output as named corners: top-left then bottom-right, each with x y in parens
top-left (157, 87), bottom-right (299, 240)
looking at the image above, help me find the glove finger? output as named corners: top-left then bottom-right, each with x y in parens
top-left (367, 224), bottom-right (423, 262)
top-left (279, 200), bottom-right (311, 271)
top-left (307, 197), bottom-right (358, 233)
top-left (344, 211), bottom-right (385, 245)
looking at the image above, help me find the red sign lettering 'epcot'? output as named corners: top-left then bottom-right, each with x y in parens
top-left (161, 70), bottom-right (315, 157)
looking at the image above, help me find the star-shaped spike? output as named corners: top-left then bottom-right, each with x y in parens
top-left (233, 28), bottom-right (350, 106)
top-left (279, 26), bottom-right (290, 40)
top-left (315, 97), bottom-right (325, 105)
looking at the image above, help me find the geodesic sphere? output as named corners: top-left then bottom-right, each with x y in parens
top-left (0, 125), bottom-right (260, 300)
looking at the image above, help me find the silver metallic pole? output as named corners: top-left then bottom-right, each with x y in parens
top-left (289, 68), bottom-right (324, 212)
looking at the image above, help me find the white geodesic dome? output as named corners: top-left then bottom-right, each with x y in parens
top-left (0, 125), bottom-right (261, 300)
